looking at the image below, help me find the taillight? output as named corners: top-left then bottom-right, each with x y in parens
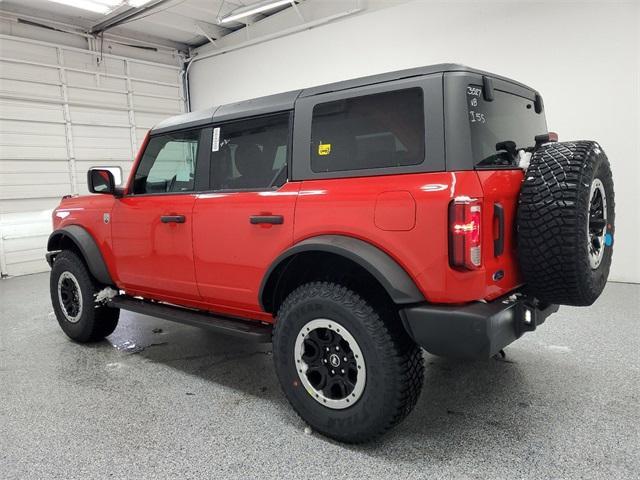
top-left (449, 198), bottom-right (482, 270)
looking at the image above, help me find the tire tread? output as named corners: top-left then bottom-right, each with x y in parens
top-left (274, 281), bottom-right (424, 443)
top-left (517, 141), bottom-right (615, 305)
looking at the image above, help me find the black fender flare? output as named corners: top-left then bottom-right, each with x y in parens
top-left (47, 225), bottom-right (114, 286)
top-left (259, 235), bottom-right (425, 313)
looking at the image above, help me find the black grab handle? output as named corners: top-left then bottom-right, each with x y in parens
top-left (249, 215), bottom-right (284, 225)
top-left (160, 215), bottom-right (185, 224)
top-left (494, 203), bottom-right (504, 257)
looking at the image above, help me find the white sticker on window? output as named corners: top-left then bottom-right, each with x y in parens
top-left (212, 127), bottom-right (220, 152)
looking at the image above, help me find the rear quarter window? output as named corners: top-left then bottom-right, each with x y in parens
top-left (310, 88), bottom-right (425, 173)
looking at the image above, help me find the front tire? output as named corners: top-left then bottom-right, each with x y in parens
top-left (273, 282), bottom-right (424, 443)
top-left (50, 250), bottom-right (119, 342)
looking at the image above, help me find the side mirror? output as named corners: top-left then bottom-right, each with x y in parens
top-left (88, 167), bottom-right (121, 195)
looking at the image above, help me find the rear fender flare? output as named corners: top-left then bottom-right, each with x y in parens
top-left (260, 235), bottom-right (425, 313)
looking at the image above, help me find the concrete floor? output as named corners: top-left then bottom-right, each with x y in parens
top-left (1, 273), bottom-right (638, 479)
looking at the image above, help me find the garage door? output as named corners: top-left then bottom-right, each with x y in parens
top-left (0, 34), bottom-right (185, 277)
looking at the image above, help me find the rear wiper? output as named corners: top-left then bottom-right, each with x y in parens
top-left (495, 140), bottom-right (517, 159)
top-left (475, 140), bottom-right (518, 167)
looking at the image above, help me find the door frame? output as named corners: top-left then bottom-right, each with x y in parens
top-left (122, 126), bottom-right (213, 197)
top-left (110, 125), bottom-right (212, 302)
top-left (196, 111), bottom-right (294, 193)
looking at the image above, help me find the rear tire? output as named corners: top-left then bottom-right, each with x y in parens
top-left (50, 250), bottom-right (119, 342)
top-left (273, 282), bottom-right (424, 443)
top-left (517, 141), bottom-right (615, 306)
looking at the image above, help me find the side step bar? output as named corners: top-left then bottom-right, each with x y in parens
top-left (108, 296), bottom-right (272, 342)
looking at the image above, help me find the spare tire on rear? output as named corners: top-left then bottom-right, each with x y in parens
top-left (517, 140), bottom-right (615, 306)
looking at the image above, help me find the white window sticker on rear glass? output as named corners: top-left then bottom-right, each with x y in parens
top-left (212, 127), bottom-right (220, 152)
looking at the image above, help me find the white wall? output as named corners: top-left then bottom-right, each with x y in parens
top-left (189, 0), bottom-right (640, 283)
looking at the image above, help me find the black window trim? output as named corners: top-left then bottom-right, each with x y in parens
top-left (291, 74), bottom-right (445, 181)
top-left (125, 126), bottom-right (211, 197)
top-left (199, 110), bottom-right (294, 194)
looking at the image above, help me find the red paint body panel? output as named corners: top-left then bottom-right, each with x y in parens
top-left (192, 183), bottom-right (301, 321)
top-left (52, 169), bottom-right (524, 319)
top-left (374, 191), bottom-right (416, 231)
top-left (476, 169), bottom-right (525, 300)
top-left (294, 171), bottom-right (521, 304)
top-left (111, 194), bottom-right (199, 301)
top-left (52, 194), bottom-right (119, 283)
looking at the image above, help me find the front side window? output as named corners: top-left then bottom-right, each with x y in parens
top-left (133, 130), bottom-right (200, 194)
top-left (209, 113), bottom-right (290, 191)
top-left (311, 88), bottom-right (425, 173)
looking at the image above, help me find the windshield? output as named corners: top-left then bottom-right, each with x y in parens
top-left (467, 86), bottom-right (547, 167)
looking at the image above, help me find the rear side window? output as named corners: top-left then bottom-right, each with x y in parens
top-left (133, 130), bottom-right (200, 194)
top-left (310, 88), bottom-right (425, 173)
top-left (209, 113), bottom-right (290, 190)
top-left (467, 87), bottom-right (547, 167)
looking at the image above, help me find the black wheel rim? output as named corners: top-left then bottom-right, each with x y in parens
top-left (588, 178), bottom-right (607, 269)
top-left (57, 272), bottom-right (82, 322)
top-left (302, 328), bottom-right (359, 399)
top-left (295, 319), bottom-right (366, 409)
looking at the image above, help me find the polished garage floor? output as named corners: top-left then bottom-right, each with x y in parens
top-left (1, 273), bottom-right (638, 479)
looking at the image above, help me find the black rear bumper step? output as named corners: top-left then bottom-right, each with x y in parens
top-left (400, 292), bottom-right (559, 359)
top-left (108, 296), bottom-right (272, 342)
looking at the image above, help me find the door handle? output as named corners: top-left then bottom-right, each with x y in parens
top-left (249, 215), bottom-right (284, 225)
top-left (493, 203), bottom-right (505, 257)
top-left (160, 215), bottom-right (185, 224)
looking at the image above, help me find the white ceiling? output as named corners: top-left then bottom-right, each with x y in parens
top-left (0, 0), bottom-right (294, 49)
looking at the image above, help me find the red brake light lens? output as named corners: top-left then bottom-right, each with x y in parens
top-left (449, 199), bottom-right (482, 270)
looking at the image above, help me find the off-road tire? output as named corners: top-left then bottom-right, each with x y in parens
top-left (50, 250), bottom-right (119, 342)
top-left (273, 282), bottom-right (424, 443)
top-left (517, 141), bottom-right (615, 306)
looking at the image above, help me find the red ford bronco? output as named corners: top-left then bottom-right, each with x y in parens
top-left (47, 64), bottom-right (615, 443)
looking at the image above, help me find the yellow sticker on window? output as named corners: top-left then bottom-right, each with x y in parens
top-left (318, 143), bottom-right (331, 156)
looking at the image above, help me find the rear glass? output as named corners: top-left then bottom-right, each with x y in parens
top-left (311, 88), bottom-right (425, 173)
top-left (467, 86), bottom-right (547, 167)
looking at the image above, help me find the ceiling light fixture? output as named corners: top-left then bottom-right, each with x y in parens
top-left (45, 0), bottom-right (155, 15)
top-left (127, 0), bottom-right (155, 7)
top-left (46, 0), bottom-right (115, 14)
top-left (218, 0), bottom-right (293, 24)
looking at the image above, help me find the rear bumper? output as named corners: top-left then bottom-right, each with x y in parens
top-left (400, 293), bottom-right (559, 359)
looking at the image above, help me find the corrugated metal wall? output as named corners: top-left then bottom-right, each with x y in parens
top-left (0, 34), bottom-right (185, 276)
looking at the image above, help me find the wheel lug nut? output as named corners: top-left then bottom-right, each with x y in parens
top-left (343, 357), bottom-right (347, 362)
top-left (335, 346), bottom-right (340, 351)
top-left (340, 369), bottom-right (345, 374)
top-left (331, 370), bottom-right (335, 374)
top-left (323, 359), bottom-right (327, 363)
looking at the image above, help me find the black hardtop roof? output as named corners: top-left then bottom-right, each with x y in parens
top-left (151, 63), bottom-right (537, 135)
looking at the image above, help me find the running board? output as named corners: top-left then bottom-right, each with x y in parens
top-left (108, 296), bottom-right (272, 342)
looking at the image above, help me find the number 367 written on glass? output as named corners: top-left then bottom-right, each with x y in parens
top-left (469, 111), bottom-right (486, 123)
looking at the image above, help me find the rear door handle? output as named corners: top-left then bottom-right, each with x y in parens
top-left (160, 215), bottom-right (185, 224)
top-left (249, 215), bottom-right (284, 225)
top-left (493, 203), bottom-right (505, 256)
